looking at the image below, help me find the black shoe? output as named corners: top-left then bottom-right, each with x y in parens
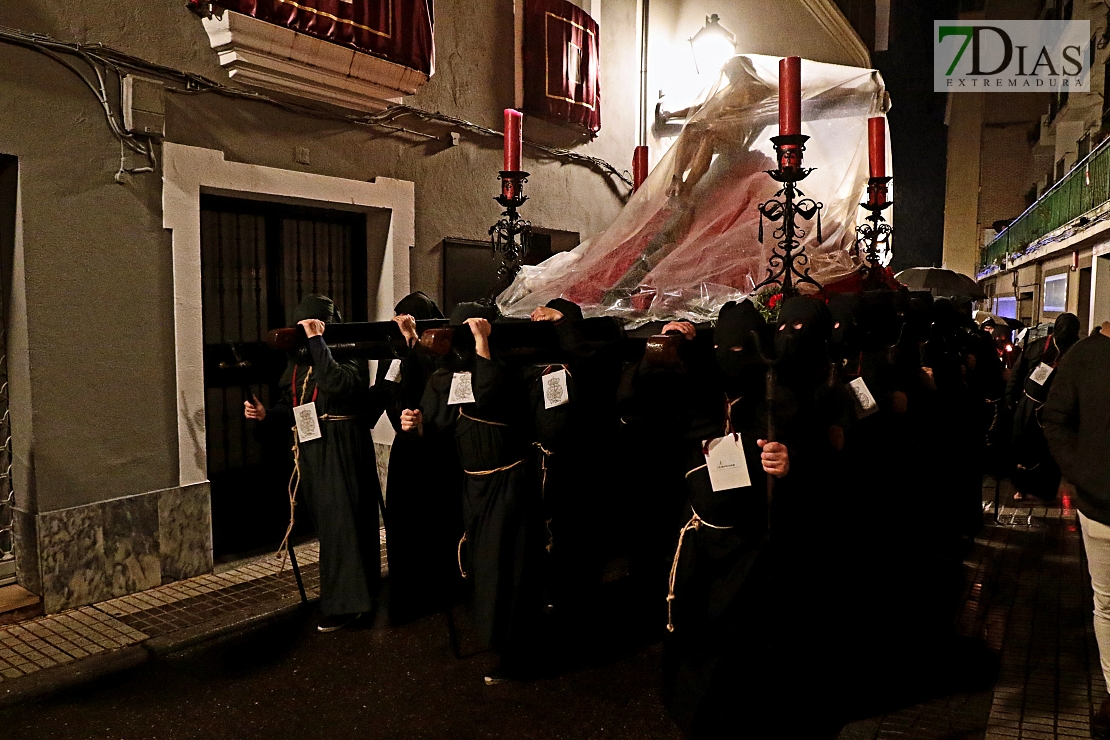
top-left (317, 613), bottom-right (362, 633)
top-left (484, 668), bottom-right (513, 686)
top-left (1094, 697), bottom-right (1110, 738)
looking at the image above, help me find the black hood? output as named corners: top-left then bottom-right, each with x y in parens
top-left (449, 302), bottom-right (500, 325)
top-left (859, 290), bottom-right (907, 350)
top-left (1053, 312), bottom-right (1081, 354)
top-left (546, 298), bottom-right (584, 323)
top-left (293, 294), bottom-right (341, 324)
top-left (775, 296), bottom-right (831, 385)
top-left (828, 292), bottom-right (863, 362)
top-left (394, 291), bottom-right (443, 321)
top-left (715, 300), bottom-right (767, 396)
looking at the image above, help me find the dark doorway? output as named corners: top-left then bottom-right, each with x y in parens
top-left (1079, 266), bottom-right (1092, 334)
top-left (200, 195), bottom-right (368, 560)
top-left (0, 157), bottom-right (14, 586)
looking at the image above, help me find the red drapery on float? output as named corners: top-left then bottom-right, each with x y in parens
top-left (197, 0), bottom-right (435, 75)
top-left (523, 0), bottom-right (601, 133)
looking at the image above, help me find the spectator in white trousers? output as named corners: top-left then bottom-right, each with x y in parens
top-left (1044, 320), bottom-right (1110, 738)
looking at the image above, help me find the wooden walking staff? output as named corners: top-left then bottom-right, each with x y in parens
top-left (751, 331), bottom-right (779, 533)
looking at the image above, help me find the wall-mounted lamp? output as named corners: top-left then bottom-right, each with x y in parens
top-left (689, 14), bottom-right (736, 77)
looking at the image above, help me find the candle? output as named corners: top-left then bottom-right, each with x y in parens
top-left (504, 109), bottom-right (523, 172)
top-left (633, 145), bottom-right (649, 191)
top-left (868, 117), bottom-right (886, 179)
top-left (778, 57), bottom-right (801, 137)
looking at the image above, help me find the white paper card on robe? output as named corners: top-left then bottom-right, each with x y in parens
top-left (448, 371), bottom-right (476, 405)
top-left (385, 359), bottom-right (402, 383)
top-left (704, 435), bottom-right (752, 492)
top-left (542, 368), bottom-right (570, 409)
top-left (1029, 362), bottom-right (1055, 386)
top-left (294, 402), bottom-right (323, 443)
top-left (848, 376), bottom-right (879, 419)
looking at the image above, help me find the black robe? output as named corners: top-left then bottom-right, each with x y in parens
top-left (1009, 334), bottom-right (1067, 499)
top-left (375, 350), bottom-right (463, 624)
top-left (267, 336), bottom-right (385, 617)
top-left (664, 385), bottom-right (772, 738)
top-left (421, 353), bottom-right (544, 666)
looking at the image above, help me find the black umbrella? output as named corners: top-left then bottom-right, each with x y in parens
top-left (894, 267), bottom-right (986, 300)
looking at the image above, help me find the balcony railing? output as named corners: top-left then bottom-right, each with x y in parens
top-left (982, 135), bottom-right (1110, 271)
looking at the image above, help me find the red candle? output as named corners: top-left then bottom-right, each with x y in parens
top-left (504, 109), bottom-right (523, 172)
top-left (868, 117), bottom-right (886, 179)
top-left (778, 57), bottom-right (801, 137)
top-left (633, 145), bottom-right (649, 191)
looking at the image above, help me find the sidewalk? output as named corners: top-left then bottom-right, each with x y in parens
top-left (0, 539), bottom-right (328, 707)
top-left (838, 479), bottom-right (1102, 740)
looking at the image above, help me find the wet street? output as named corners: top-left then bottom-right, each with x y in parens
top-left (0, 481), bottom-right (1101, 740)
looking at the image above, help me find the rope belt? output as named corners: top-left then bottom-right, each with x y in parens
top-left (318, 414), bottom-right (358, 421)
top-left (535, 442), bottom-right (555, 554)
top-left (463, 458), bottom-right (526, 476)
top-left (666, 507), bottom-right (733, 633)
top-left (278, 367), bottom-right (314, 569)
top-left (457, 533), bottom-right (467, 578)
top-left (458, 408), bottom-right (509, 426)
top-left (685, 464), bottom-right (707, 479)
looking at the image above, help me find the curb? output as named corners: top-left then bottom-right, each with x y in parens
top-left (0, 594), bottom-right (317, 708)
top-left (143, 595), bottom-right (313, 656)
top-left (0, 645), bottom-right (149, 709)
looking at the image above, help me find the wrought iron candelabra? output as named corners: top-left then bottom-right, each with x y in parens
top-left (754, 135), bottom-right (825, 295)
top-left (854, 176), bottom-right (893, 287)
top-left (488, 170), bottom-right (533, 299)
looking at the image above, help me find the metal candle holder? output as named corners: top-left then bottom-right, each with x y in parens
top-left (754, 134), bottom-right (824, 295)
top-left (854, 176), bottom-right (893, 287)
top-left (488, 170), bottom-right (533, 299)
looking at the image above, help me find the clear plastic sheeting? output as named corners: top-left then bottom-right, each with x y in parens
top-left (498, 54), bottom-right (890, 326)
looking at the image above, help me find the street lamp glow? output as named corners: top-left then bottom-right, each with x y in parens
top-left (690, 14), bottom-right (736, 77)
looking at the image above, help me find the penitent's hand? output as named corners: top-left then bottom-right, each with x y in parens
top-left (530, 306), bottom-right (564, 323)
top-left (244, 396), bottom-right (266, 421)
top-left (465, 318), bottom-right (492, 360)
top-left (298, 319), bottom-right (325, 338)
top-left (661, 321), bottom-right (696, 340)
top-left (393, 314), bottom-right (418, 347)
top-left (757, 439), bottom-right (789, 478)
top-left (400, 408), bottom-right (423, 436)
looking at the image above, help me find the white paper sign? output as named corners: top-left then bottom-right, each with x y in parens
top-left (542, 369), bottom-right (570, 409)
top-left (1029, 362), bottom-right (1054, 386)
top-left (294, 402), bottom-right (322, 443)
top-left (448, 371), bottom-right (475, 405)
top-left (848, 377), bottom-right (879, 419)
top-left (704, 435), bottom-right (752, 492)
top-left (384, 359), bottom-right (402, 383)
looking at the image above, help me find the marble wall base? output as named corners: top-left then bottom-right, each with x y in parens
top-left (21, 483), bottom-right (213, 613)
top-left (12, 507), bottom-right (40, 596)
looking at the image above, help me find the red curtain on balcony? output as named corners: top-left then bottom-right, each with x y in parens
top-left (523, 0), bottom-right (601, 133)
top-left (199, 0), bottom-right (434, 75)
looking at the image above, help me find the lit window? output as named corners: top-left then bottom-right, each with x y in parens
top-left (1043, 273), bottom-right (1068, 313)
top-left (996, 296), bottom-right (1017, 319)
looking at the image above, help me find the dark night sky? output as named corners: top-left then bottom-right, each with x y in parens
top-left (875, 0), bottom-right (959, 271)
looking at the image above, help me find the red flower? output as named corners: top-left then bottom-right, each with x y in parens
top-left (767, 293), bottom-right (783, 309)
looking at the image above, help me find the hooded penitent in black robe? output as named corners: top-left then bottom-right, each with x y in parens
top-left (419, 303), bottom-right (544, 673)
top-left (660, 300), bottom-right (774, 738)
top-left (265, 295), bottom-right (385, 617)
top-left (1009, 312), bottom-right (1081, 500)
top-left (377, 292), bottom-right (463, 624)
top-left (521, 299), bottom-right (613, 630)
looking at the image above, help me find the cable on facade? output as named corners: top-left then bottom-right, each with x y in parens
top-left (0, 25), bottom-right (633, 189)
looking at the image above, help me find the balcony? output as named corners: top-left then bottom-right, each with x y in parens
top-left (980, 136), bottom-right (1110, 275)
